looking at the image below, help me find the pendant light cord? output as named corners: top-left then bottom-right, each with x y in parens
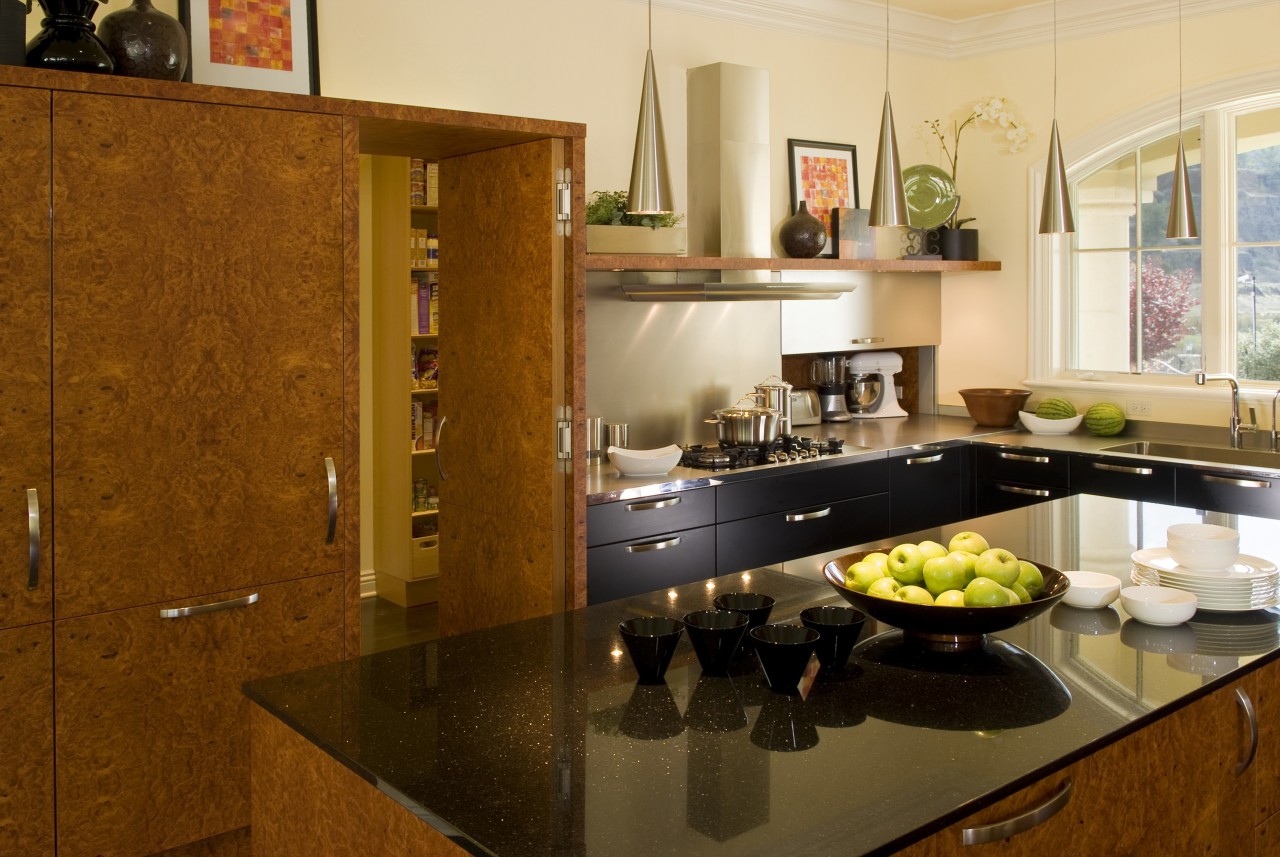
top-left (1052, 0), bottom-right (1058, 118)
top-left (648, 0), bottom-right (652, 51)
top-left (884, 0), bottom-right (890, 90)
top-left (1177, 0), bottom-right (1183, 135)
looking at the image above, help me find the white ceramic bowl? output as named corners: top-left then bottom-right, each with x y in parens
top-left (607, 444), bottom-right (683, 477)
top-left (1062, 571), bottom-right (1122, 609)
top-left (1166, 523), bottom-right (1240, 570)
top-left (1120, 586), bottom-right (1198, 626)
top-left (1018, 410), bottom-right (1084, 435)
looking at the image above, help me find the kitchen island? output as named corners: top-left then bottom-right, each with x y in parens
top-left (246, 493), bottom-right (1280, 855)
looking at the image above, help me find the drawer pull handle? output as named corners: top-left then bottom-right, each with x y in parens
top-left (26, 489), bottom-right (40, 591)
top-left (997, 484), bottom-right (1051, 498)
top-left (1092, 462), bottom-right (1153, 476)
top-left (625, 536), bottom-right (681, 553)
top-left (850, 337), bottom-right (884, 344)
top-left (626, 497), bottom-right (681, 512)
top-left (324, 457), bottom-right (338, 545)
top-left (1202, 473), bottom-right (1270, 489)
top-left (159, 592), bottom-right (259, 619)
top-left (785, 507), bottom-right (832, 522)
top-left (435, 416), bottom-right (449, 482)
top-left (962, 778), bottom-right (1072, 845)
top-left (905, 453), bottom-right (943, 465)
top-left (999, 452), bottom-right (1050, 464)
top-left (1236, 687), bottom-right (1259, 776)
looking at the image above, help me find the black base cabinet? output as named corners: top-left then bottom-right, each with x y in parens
top-left (973, 445), bottom-right (1073, 516)
top-left (888, 444), bottom-right (969, 536)
top-left (716, 494), bottom-right (889, 574)
top-left (1070, 455), bottom-right (1176, 503)
top-left (1176, 466), bottom-right (1280, 519)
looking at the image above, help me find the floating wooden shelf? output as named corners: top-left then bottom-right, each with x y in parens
top-left (584, 255), bottom-right (1000, 273)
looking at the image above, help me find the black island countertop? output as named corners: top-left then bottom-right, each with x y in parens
top-left (245, 494), bottom-right (1280, 856)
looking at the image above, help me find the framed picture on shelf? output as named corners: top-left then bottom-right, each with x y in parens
top-left (787, 139), bottom-right (859, 257)
top-left (179, 0), bottom-right (320, 95)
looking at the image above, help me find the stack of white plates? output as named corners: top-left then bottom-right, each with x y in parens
top-left (1130, 547), bottom-right (1279, 613)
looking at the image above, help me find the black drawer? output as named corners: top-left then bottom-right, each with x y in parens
top-left (1070, 455), bottom-right (1176, 503)
top-left (975, 479), bottom-right (1071, 516)
top-left (587, 487), bottom-right (716, 547)
top-left (586, 525), bottom-right (717, 605)
top-left (716, 459), bottom-right (889, 523)
top-left (974, 445), bottom-right (1071, 489)
top-left (889, 445), bottom-right (967, 535)
top-left (1176, 467), bottom-right (1280, 520)
top-left (715, 493), bottom-right (890, 574)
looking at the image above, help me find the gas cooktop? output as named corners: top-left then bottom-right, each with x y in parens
top-left (679, 436), bottom-right (845, 471)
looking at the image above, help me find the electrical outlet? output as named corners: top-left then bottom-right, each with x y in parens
top-left (1126, 400), bottom-right (1152, 417)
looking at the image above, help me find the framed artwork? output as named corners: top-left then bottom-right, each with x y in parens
top-left (180, 0), bottom-right (320, 95)
top-left (787, 139), bottom-right (859, 257)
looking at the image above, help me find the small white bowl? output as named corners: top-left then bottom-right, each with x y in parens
top-left (1166, 523), bottom-right (1240, 570)
top-left (607, 444), bottom-right (683, 477)
top-left (1061, 571), bottom-right (1122, 609)
top-left (1018, 411), bottom-right (1084, 435)
top-left (1120, 586), bottom-right (1198, 626)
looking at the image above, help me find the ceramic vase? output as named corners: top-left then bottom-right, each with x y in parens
top-left (98, 0), bottom-right (188, 80)
top-left (779, 201), bottom-right (827, 259)
top-left (25, 0), bottom-right (114, 74)
top-left (936, 227), bottom-right (980, 261)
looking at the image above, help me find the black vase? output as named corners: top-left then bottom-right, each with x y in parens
top-left (780, 200), bottom-right (828, 259)
top-left (98, 0), bottom-right (188, 80)
top-left (26, 0), bottom-right (114, 74)
top-left (936, 227), bottom-right (980, 261)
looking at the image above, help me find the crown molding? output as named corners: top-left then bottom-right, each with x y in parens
top-left (644, 0), bottom-right (1272, 58)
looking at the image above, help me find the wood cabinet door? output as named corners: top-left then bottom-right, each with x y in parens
top-left (437, 138), bottom-right (569, 635)
top-left (0, 85), bottom-right (53, 630)
top-left (1252, 661), bottom-right (1280, 830)
top-left (50, 93), bottom-right (346, 618)
top-left (0, 624), bottom-right (54, 856)
top-left (54, 573), bottom-right (344, 857)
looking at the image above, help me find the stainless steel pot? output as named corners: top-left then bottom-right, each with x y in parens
top-left (754, 376), bottom-right (793, 436)
top-left (706, 404), bottom-right (780, 446)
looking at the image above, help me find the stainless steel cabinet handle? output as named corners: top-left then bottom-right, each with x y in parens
top-left (625, 536), bottom-right (681, 553)
top-left (1092, 462), bottom-right (1153, 476)
top-left (159, 592), bottom-right (259, 619)
top-left (851, 337), bottom-right (884, 344)
top-left (434, 416), bottom-right (448, 482)
top-left (1202, 473), bottom-right (1270, 489)
top-left (785, 507), bottom-right (832, 522)
top-left (324, 457), bottom-right (338, 545)
top-left (626, 497), bottom-right (681, 512)
top-left (26, 489), bottom-right (39, 591)
top-left (997, 484), bottom-right (1051, 497)
top-left (999, 451), bottom-right (1051, 464)
top-left (962, 778), bottom-right (1072, 845)
top-left (905, 453), bottom-right (943, 465)
top-left (1236, 687), bottom-right (1259, 776)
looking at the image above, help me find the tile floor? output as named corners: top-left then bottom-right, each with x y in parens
top-left (359, 596), bottom-right (439, 655)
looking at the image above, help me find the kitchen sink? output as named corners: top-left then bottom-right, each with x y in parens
top-left (1101, 441), bottom-right (1280, 470)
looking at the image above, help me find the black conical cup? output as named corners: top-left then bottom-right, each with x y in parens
top-left (683, 609), bottom-right (750, 676)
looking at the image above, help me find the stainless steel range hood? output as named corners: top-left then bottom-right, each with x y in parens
top-left (599, 269), bottom-right (856, 301)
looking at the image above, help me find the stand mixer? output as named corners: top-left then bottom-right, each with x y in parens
top-left (809, 355), bottom-right (852, 422)
top-left (845, 351), bottom-right (908, 418)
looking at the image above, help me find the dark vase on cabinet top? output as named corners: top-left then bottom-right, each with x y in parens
top-left (780, 200), bottom-right (828, 258)
top-left (26, 0), bottom-right (114, 74)
top-left (98, 0), bottom-right (188, 80)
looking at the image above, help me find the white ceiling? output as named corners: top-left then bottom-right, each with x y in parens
top-left (887, 0), bottom-right (1042, 20)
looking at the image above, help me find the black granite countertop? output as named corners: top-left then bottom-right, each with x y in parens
top-left (246, 494), bottom-right (1280, 856)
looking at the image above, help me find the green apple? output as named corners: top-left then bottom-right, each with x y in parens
top-left (894, 585), bottom-right (935, 605)
top-left (948, 531), bottom-right (991, 555)
top-left (866, 577), bottom-right (901, 599)
top-left (975, 548), bottom-right (1021, 588)
top-left (846, 560), bottom-right (886, 593)
top-left (1002, 586), bottom-right (1022, 605)
top-left (935, 589), bottom-right (967, 607)
top-left (887, 543), bottom-right (927, 586)
top-left (1016, 560), bottom-right (1045, 600)
top-left (964, 577), bottom-right (1012, 607)
top-left (918, 540), bottom-right (949, 560)
top-left (1010, 582), bottom-right (1031, 604)
top-left (863, 551), bottom-right (891, 571)
top-left (949, 551), bottom-right (979, 584)
top-left (923, 555), bottom-right (968, 597)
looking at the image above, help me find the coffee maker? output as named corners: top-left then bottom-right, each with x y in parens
top-left (809, 355), bottom-right (852, 422)
top-left (845, 351), bottom-right (908, 418)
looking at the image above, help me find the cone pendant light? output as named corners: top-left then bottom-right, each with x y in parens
top-left (868, 0), bottom-right (907, 227)
top-left (627, 0), bottom-right (673, 215)
top-left (1166, 0), bottom-right (1198, 238)
top-left (1038, 0), bottom-right (1075, 234)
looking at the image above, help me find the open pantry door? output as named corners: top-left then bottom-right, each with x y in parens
top-left (436, 137), bottom-right (571, 636)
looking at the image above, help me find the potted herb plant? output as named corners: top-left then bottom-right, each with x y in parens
top-left (585, 190), bottom-right (687, 255)
top-left (921, 97), bottom-right (1030, 260)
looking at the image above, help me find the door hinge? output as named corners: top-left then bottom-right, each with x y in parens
top-left (556, 169), bottom-right (571, 223)
top-left (556, 419), bottom-right (572, 460)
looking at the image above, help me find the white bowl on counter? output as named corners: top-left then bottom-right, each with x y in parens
top-left (1121, 585), bottom-right (1198, 626)
top-left (1166, 523), bottom-right (1240, 571)
top-left (1018, 411), bottom-right (1084, 435)
top-left (607, 444), bottom-right (683, 477)
top-left (1062, 571), bottom-right (1122, 609)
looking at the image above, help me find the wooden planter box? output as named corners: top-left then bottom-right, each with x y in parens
top-left (586, 225), bottom-right (686, 256)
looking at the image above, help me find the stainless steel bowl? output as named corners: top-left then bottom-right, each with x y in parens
top-left (846, 374), bottom-right (882, 413)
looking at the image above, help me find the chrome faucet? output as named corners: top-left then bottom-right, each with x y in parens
top-left (1195, 372), bottom-right (1254, 448)
top-left (1271, 388), bottom-right (1280, 453)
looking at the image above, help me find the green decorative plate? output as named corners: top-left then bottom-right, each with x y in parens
top-left (902, 164), bottom-right (959, 230)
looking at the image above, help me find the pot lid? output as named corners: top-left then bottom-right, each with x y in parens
top-left (712, 405), bottom-right (780, 418)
